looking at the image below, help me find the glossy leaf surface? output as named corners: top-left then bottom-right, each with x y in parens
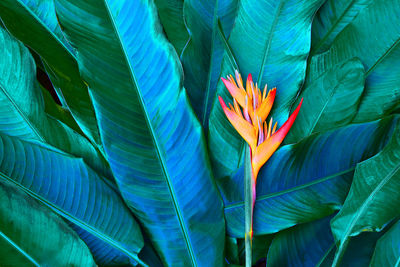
top-left (0, 179), bottom-right (96, 267)
top-left (267, 215), bottom-right (334, 267)
top-left (182, 0), bottom-right (238, 126)
top-left (0, 26), bottom-right (109, 178)
top-left (311, 0), bottom-right (373, 54)
top-left (331, 123), bottom-right (400, 265)
top-left (55, 0), bottom-right (225, 265)
top-left (370, 220), bottom-right (400, 266)
top-left (223, 117), bottom-right (398, 237)
top-left (308, 0), bottom-right (400, 123)
top-left (0, 0), bottom-right (100, 144)
top-left (285, 58), bottom-right (365, 144)
top-left (0, 132), bottom-right (144, 266)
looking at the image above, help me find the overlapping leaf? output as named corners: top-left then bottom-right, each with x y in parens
top-left (0, 26), bottom-right (109, 178)
top-left (0, 133), bottom-right (144, 266)
top-left (267, 215), bottom-right (334, 267)
top-left (223, 116), bottom-right (398, 237)
top-left (54, 0), bottom-right (225, 265)
top-left (370, 220), bottom-right (400, 266)
top-left (182, 0), bottom-right (238, 126)
top-left (0, 179), bottom-right (96, 267)
top-left (311, 0), bottom-right (373, 55)
top-left (308, 0), bottom-right (400, 123)
top-left (331, 123), bottom-right (400, 265)
top-left (208, 0), bottom-right (325, 179)
top-left (285, 58), bottom-right (365, 144)
top-left (0, 0), bottom-right (100, 144)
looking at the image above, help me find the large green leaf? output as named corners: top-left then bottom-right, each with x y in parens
top-left (154, 0), bottom-right (188, 56)
top-left (308, 0), bottom-right (400, 123)
top-left (330, 122), bottom-right (400, 265)
top-left (285, 58), bottom-right (365, 144)
top-left (311, 0), bottom-right (373, 55)
top-left (0, 132), bottom-right (144, 266)
top-left (0, 0), bottom-right (100, 144)
top-left (182, 0), bottom-right (238, 126)
top-left (267, 215), bottom-right (334, 267)
top-left (54, 0), bottom-right (225, 266)
top-left (370, 220), bottom-right (400, 266)
top-left (0, 26), bottom-right (109, 178)
top-left (223, 116), bottom-right (397, 237)
top-left (208, 0), bottom-right (324, 179)
top-left (0, 179), bottom-right (96, 267)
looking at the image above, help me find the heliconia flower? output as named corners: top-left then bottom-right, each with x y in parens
top-left (219, 70), bottom-right (303, 178)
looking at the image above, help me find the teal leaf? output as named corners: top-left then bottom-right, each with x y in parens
top-left (0, 132), bottom-right (144, 266)
top-left (370, 220), bottom-right (400, 266)
top-left (223, 116), bottom-right (398, 237)
top-left (267, 215), bottom-right (334, 267)
top-left (308, 0), bottom-right (400, 123)
top-left (0, 0), bottom-right (101, 144)
top-left (154, 0), bottom-right (189, 56)
top-left (285, 58), bottom-right (365, 144)
top-left (182, 0), bottom-right (238, 126)
top-left (0, 179), bottom-right (96, 267)
top-left (0, 26), bottom-right (109, 178)
top-left (330, 123), bottom-right (400, 266)
top-left (54, 0), bottom-right (225, 265)
top-left (208, 0), bottom-right (325, 179)
top-left (311, 0), bottom-right (373, 55)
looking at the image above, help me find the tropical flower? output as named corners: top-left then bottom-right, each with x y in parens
top-left (218, 70), bottom-right (303, 266)
top-left (218, 70), bottom-right (303, 178)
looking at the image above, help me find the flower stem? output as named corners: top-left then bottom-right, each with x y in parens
top-left (244, 145), bottom-right (255, 267)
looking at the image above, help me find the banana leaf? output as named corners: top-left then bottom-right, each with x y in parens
top-left (208, 0), bottom-right (325, 179)
top-left (0, 132), bottom-right (144, 266)
top-left (308, 0), bottom-right (400, 123)
top-left (330, 122), bottom-right (400, 265)
top-left (182, 0), bottom-right (238, 127)
top-left (285, 58), bottom-right (365, 144)
top-left (154, 0), bottom-right (188, 56)
top-left (267, 215), bottom-right (334, 267)
top-left (370, 219), bottom-right (400, 266)
top-left (0, 179), bottom-right (96, 267)
top-left (0, 26), bottom-right (110, 178)
top-left (0, 0), bottom-right (100, 144)
top-left (54, 0), bottom-right (225, 265)
top-left (223, 116), bottom-right (398, 237)
top-left (311, 0), bottom-right (373, 55)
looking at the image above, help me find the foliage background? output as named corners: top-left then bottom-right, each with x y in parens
top-left (0, 0), bottom-right (399, 266)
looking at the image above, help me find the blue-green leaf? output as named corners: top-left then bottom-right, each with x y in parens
top-left (0, 179), bottom-right (96, 267)
top-left (182, 0), bottom-right (238, 126)
top-left (54, 0), bottom-right (225, 265)
top-left (267, 215), bottom-right (334, 267)
top-left (331, 123), bottom-right (400, 266)
top-left (223, 116), bottom-right (397, 237)
top-left (370, 220), bottom-right (400, 266)
top-left (0, 132), bottom-right (143, 266)
top-left (0, 0), bottom-right (100, 144)
top-left (308, 0), bottom-right (400, 123)
top-left (311, 0), bottom-right (373, 54)
top-left (285, 58), bottom-right (365, 144)
top-left (0, 25), bottom-right (109, 178)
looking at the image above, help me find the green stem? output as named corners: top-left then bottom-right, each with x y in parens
top-left (244, 145), bottom-right (255, 267)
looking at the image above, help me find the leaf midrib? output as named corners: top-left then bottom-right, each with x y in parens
top-left (0, 81), bottom-right (44, 142)
top-left (101, 1), bottom-right (197, 266)
top-left (13, 0), bottom-right (76, 62)
top-left (0, 231), bottom-right (40, 267)
top-left (224, 167), bottom-right (355, 210)
top-left (0, 171), bottom-right (148, 267)
top-left (333, 161), bottom-right (400, 264)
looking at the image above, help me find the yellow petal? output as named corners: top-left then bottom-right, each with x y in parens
top-left (256, 88), bottom-right (276, 122)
